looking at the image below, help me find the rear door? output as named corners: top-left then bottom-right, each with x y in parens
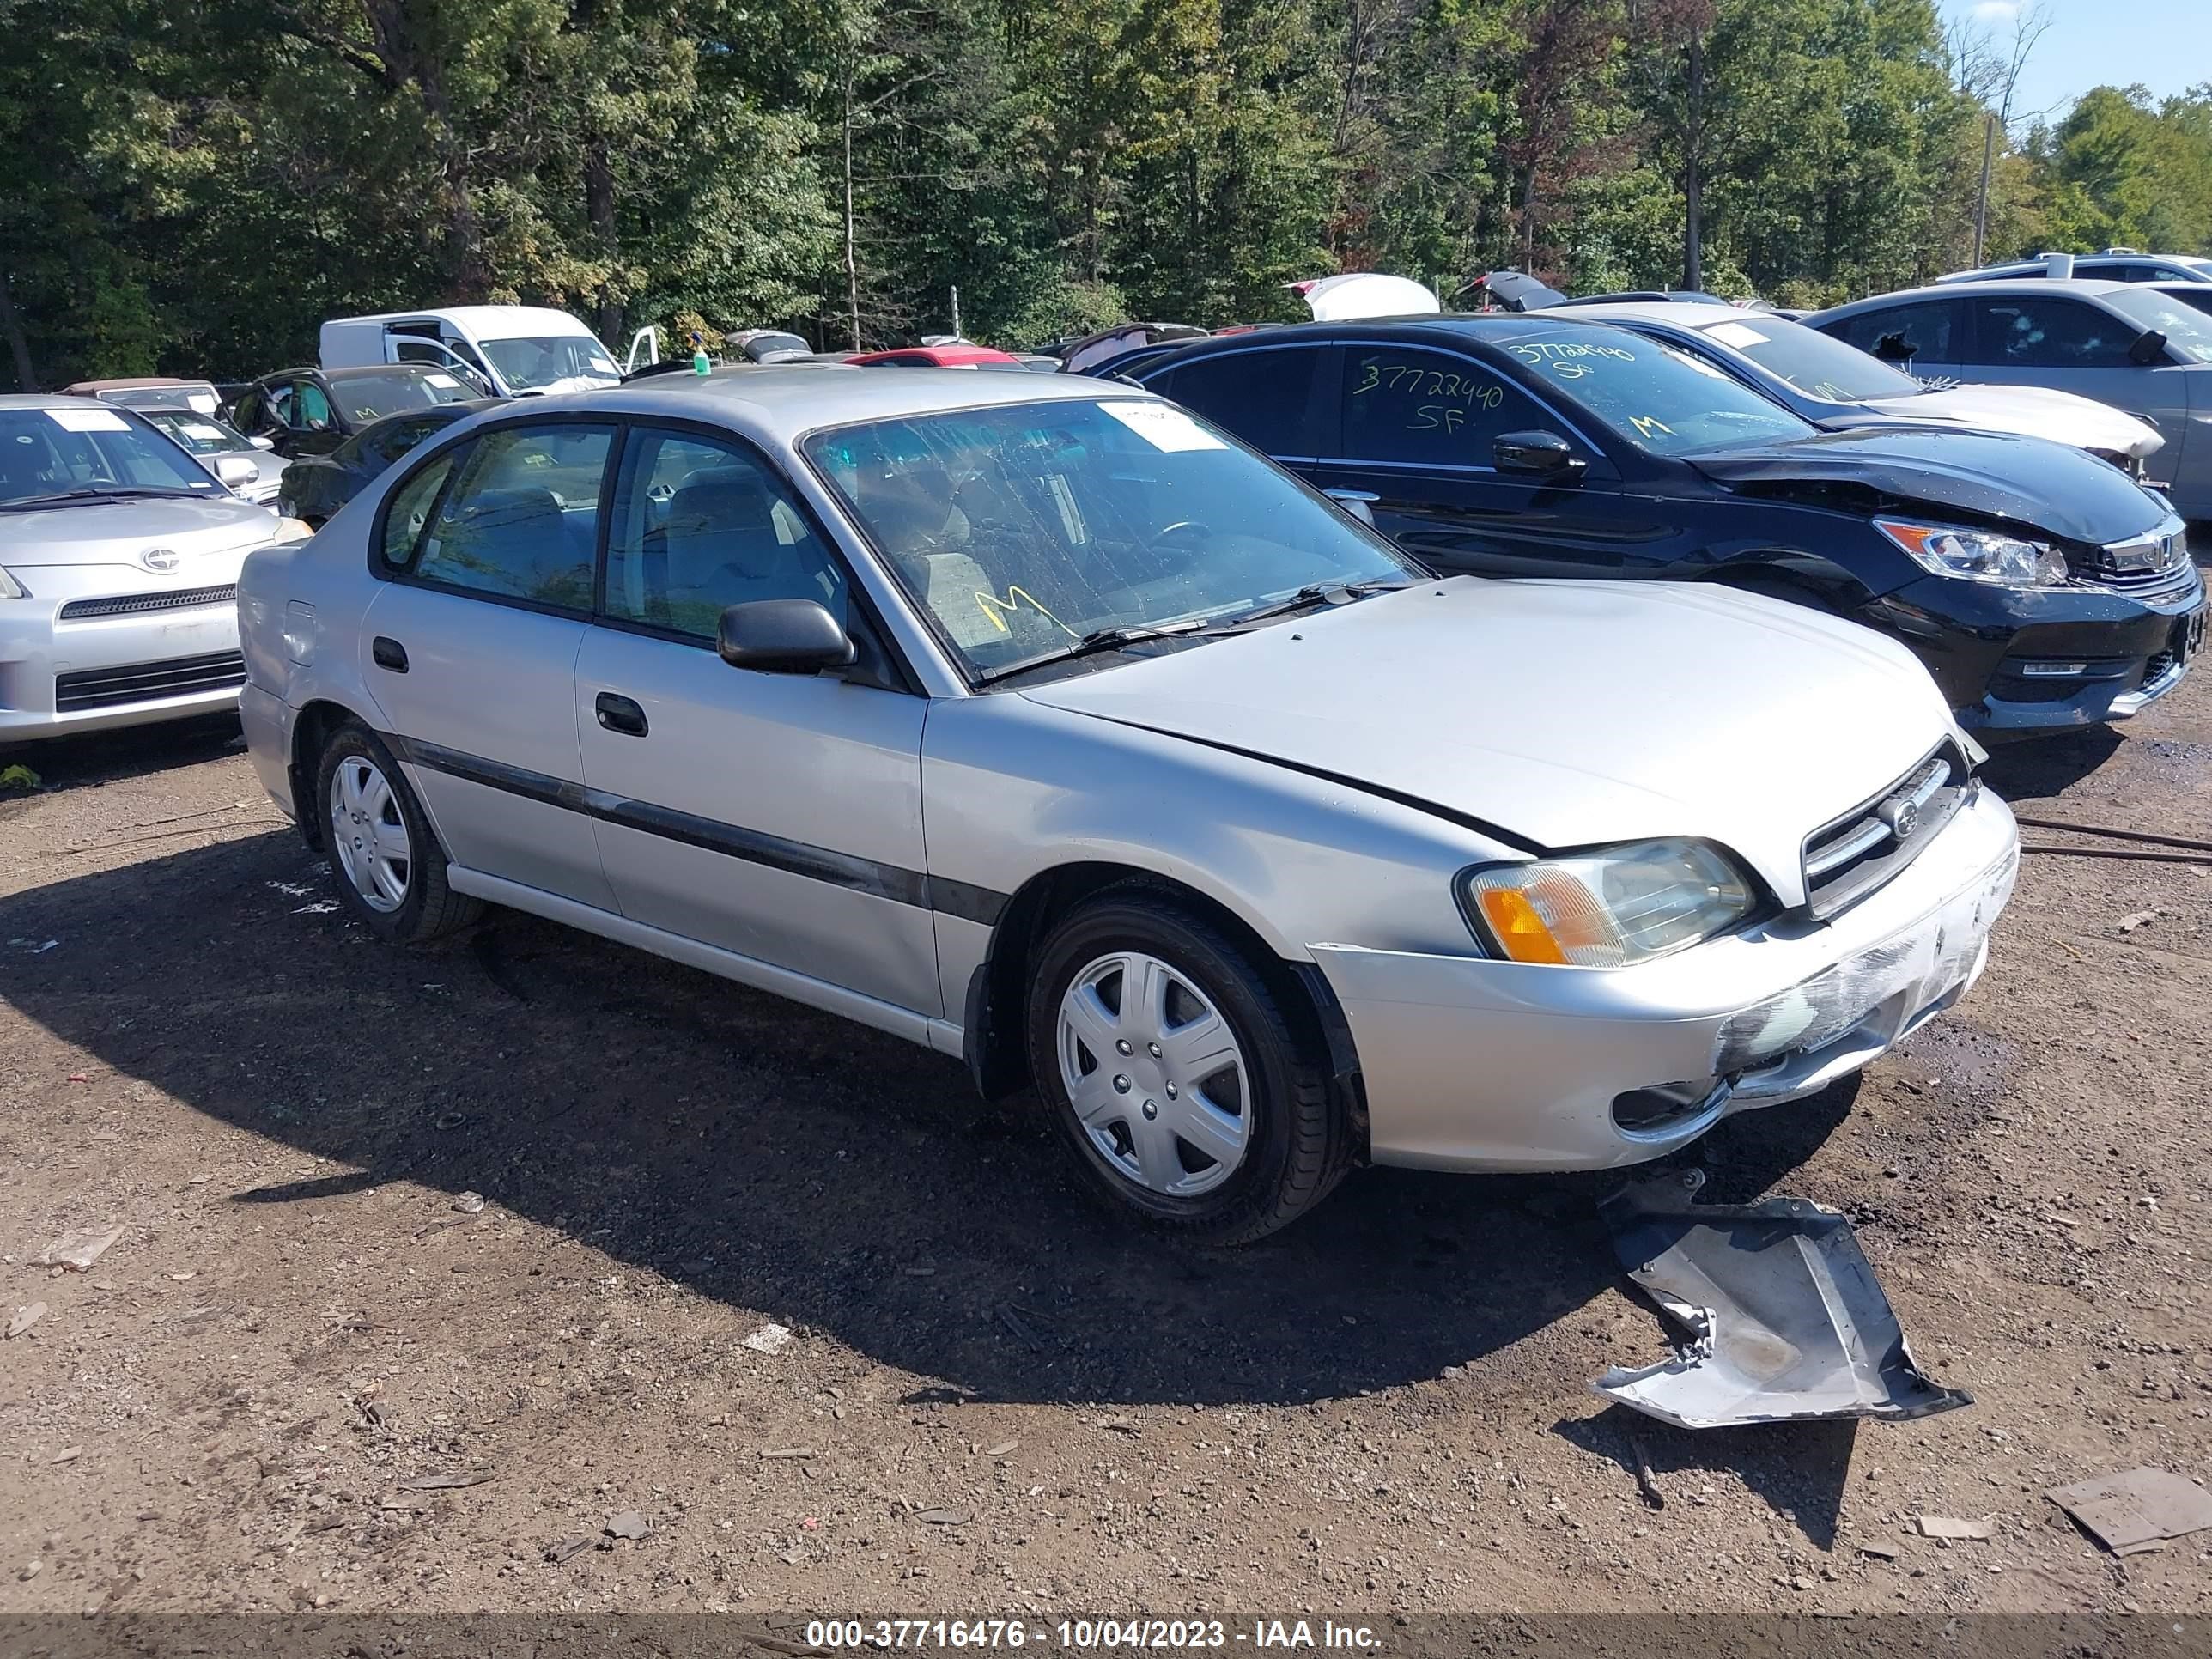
top-left (574, 423), bottom-right (939, 1016)
top-left (359, 420), bottom-right (620, 910)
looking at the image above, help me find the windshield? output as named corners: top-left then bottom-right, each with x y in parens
top-left (143, 410), bottom-right (253, 455)
top-left (2106, 289), bottom-right (2212, 364)
top-left (1686, 315), bottom-right (1923, 403)
top-left (1498, 324), bottom-right (1816, 453)
top-left (805, 398), bottom-right (1415, 679)
top-left (331, 372), bottom-right (477, 425)
top-left (1, 405), bottom-right (221, 506)
top-left (480, 333), bottom-right (621, 391)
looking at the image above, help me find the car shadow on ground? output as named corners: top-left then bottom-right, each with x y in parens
top-left (1553, 1406), bottom-right (1857, 1551)
top-left (3, 825), bottom-right (1855, 1413)
top-left (1977, 726), bottom-right (2125, 804)
top-left (0, 713), bottom-right (245, 797)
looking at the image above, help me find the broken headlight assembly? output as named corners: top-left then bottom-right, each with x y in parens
top-left (1459, 838), bottom-right (1757, 968)
top-left (1875, 518), bottom-right (2069, 586)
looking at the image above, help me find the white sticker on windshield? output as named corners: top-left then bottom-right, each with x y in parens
top-left (186, 393), bottom-right (219, 414)
top-left (425, 373), bottom-right (461, 388)
top-left (181, 422), bottom-right (227, 441)
top-left (1705, 321), bottom-right (1770, 349)
top-left (48, 407), bottom-right (131, 432)
top-left (1097, 399), bottom-right (1226, 452)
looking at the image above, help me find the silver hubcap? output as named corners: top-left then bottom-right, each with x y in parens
top-left (1056, 951), bottom-right (1249, 1198)
top-left (329, 755), bottom-right (411, 914)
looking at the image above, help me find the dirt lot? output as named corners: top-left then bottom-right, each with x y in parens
top-left (1, 673), bottom-right (2208, 1620)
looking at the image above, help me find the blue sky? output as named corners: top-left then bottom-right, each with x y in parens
top-left (1940, 0), bottom-right (2211, 127)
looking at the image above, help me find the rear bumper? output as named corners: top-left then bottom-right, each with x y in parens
top-left (1312, 787), bottom-right (2019, 1172)
top-left (0, 598), bottom-right (245, 742)
top-left (1861, 572), bottom-right (2204, 732)
top-left (239, 681), bottom-right (299, 821)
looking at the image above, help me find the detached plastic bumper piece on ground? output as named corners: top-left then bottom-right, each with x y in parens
top-left (1592, 1168), bottom-right (1971, 1430)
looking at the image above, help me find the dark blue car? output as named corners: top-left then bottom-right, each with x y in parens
top-left (1126, 316), bottom-right (2204, 732)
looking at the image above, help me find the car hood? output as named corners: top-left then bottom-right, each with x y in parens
top-left (0, 495), bottom-right (278, 568)
top-left (1850, 383), bottom-right (2163, 459)
top-left (1689, 425), bottom-right (2167, 544)
top-left (1019, 578), bottom-right (1956, 905)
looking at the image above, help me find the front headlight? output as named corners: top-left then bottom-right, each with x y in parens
top-left (0, 567), bottom-right (27, 600)
top-left (1875, 518), bottom-right (2068, 586)
top-left (1459, 838), bottom-right (1758, 968)
top-left (270, 516), bottom-right (316, 545)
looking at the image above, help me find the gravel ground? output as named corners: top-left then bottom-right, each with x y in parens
top-left (0, 668), bottom-right (2207, 1619)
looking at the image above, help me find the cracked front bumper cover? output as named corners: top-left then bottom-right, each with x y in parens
top-left (1592, 1170), bottom-right (1971, 1430)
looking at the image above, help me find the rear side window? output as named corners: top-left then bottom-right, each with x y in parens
top-left (380, 449), bottom-right (460, 568)
top-left (1826, 301), bottom-right (1955, 363)
top-left (1966, 296), bottom-right (2132, 368)
top-left (401, 423), bottom-right (613, 610)
top-left (1338, 344), bottom-right (1543, 465)
top-left (1146, 348), bottom-right (1322, 458)
top-left (296, 382), bottom-right (335, 430)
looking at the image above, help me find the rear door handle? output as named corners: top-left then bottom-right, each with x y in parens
top-left (371, 635), bottom-right (408, 672)
top-left (595, 691), bottom-right (648, 737)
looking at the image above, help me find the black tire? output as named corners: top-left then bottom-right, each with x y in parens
top-left (313, 720), bottom-right (480, 944)
top-left (1024, 884), bottom-right (1351, 1244)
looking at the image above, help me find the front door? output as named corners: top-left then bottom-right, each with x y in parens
top-left (359, 420), bottom-right (620, 910)
top-left (574, 424), bottom-right (939, 1017)
top-left (1313, 341), bottom-right (1662, 577)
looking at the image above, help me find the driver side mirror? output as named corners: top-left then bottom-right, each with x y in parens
top-left (2129, 329), bottom-right (2169, 366)
top-left (1492, 430), bottom-right (1583, 478)
top-left (249, 434), bottom-right (276, 451)
top-left (214, 455), bottom-right (259, 489)
top-left (717, 599), bottom-right (856, 675)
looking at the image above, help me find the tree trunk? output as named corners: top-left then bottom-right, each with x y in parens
top-left (843, 68), bottom-right (861, 351)
top-left (0, 269), bottom-right (35, 392)
top-left (586, 142), bottom-right (623, 343)
top-left (1681, 29), bottom-right (1705, 293)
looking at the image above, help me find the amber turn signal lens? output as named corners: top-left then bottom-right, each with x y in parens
top-left (1474, 888), bottom-right (1569, 965)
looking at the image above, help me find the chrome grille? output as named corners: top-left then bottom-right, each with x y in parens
top-left (2074, 519), bottom-right (2192, 593)
top-left (1801, 741), bottom-right (1970, 919)
top-left (57, 583), bottom-right (238, 621)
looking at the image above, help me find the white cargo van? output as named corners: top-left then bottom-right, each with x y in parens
top-left (318, 306), bottom-right (660, 398)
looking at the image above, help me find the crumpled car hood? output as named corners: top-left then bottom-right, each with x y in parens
top-left (1019, 577), bottom-right (1955, 903)
top-left (1690, 425), bottom-right (2167, 544)
top-left (0, 495), bottom-right (276, 567)
top-left (1854, 382), bottom-right (2163, 460)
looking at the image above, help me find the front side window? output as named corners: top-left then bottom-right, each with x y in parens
top-left (0, 406), bottom-right (221, 507)
top-left (1145, 348), bottom-right (1322, 458)
top-left (1338, 344), bottom-right (1547, 465)
top-left (605, 429), bottom-right (847, 639)
top-left (805, 397), bottom-right (1413, 676)
top-left (1826, 301), bottom-right (1956, 363)
top-left (295, 382), bottom-right (336, 430)
top-left (1966, 296), bottom-right (2132, 368)
top-left (1498, 324), bottom-right (1814, 454)
top-left (399, 423), bottom-right (612, 609)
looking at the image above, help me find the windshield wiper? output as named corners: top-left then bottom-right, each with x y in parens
top-left (1, 485), bottom-right (205, 510)
top-left (972, 617), bottom-right (1222, 686)
top-left (1218, 577), bottom-right (1414, 629)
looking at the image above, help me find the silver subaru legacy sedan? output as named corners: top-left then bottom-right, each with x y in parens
top-left (3, 395), bottom-right (309, 743)
top-left (236, 368), bottom-right (2020, 1241)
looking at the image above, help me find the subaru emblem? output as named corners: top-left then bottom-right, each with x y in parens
top-left (141, 546), bottom-right (181, 572)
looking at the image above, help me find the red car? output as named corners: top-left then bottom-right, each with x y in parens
top-left (846, 343), bottom-right (1027, 369)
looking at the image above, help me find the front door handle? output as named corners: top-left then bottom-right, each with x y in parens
top-left (371, 635), bottom-right (408, 672)
top-left (595, 691), bottom-right (648, 737)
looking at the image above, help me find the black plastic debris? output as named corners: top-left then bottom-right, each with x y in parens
top-left (1593, 1168), bottom-right (1971, 1430)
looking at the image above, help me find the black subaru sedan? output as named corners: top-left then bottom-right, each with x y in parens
top-left (1128, 317), bottom-right (2204, 732)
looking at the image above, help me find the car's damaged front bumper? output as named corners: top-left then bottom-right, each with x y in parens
top-left (1311, 786), bottom-right (2019, 1171)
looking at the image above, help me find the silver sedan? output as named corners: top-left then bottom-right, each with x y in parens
top-left (235, 368), bottom-right (2018, 1240)
top-left (2, 395), bottom-right (307, 743)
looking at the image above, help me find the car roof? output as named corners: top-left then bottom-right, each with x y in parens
top-left (1538, 301), bottom-right (1745, 327)
top-left (0, 392), bottom-right (142, 411)
top-left (360, 398), bottom-right (502, 428)
top-left (329, 305), bottom-right (590, 334)
top-left (260, 363), bottom-right (456, 383)
top-left (1164, 313), bottom-right (1649, 356)
top-left (58, 376), bottom-right (209, 392)
top-left (1815, 277), bottom-right (2142, 315)
top-left (497, 362), bottom-right (1138, 440)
